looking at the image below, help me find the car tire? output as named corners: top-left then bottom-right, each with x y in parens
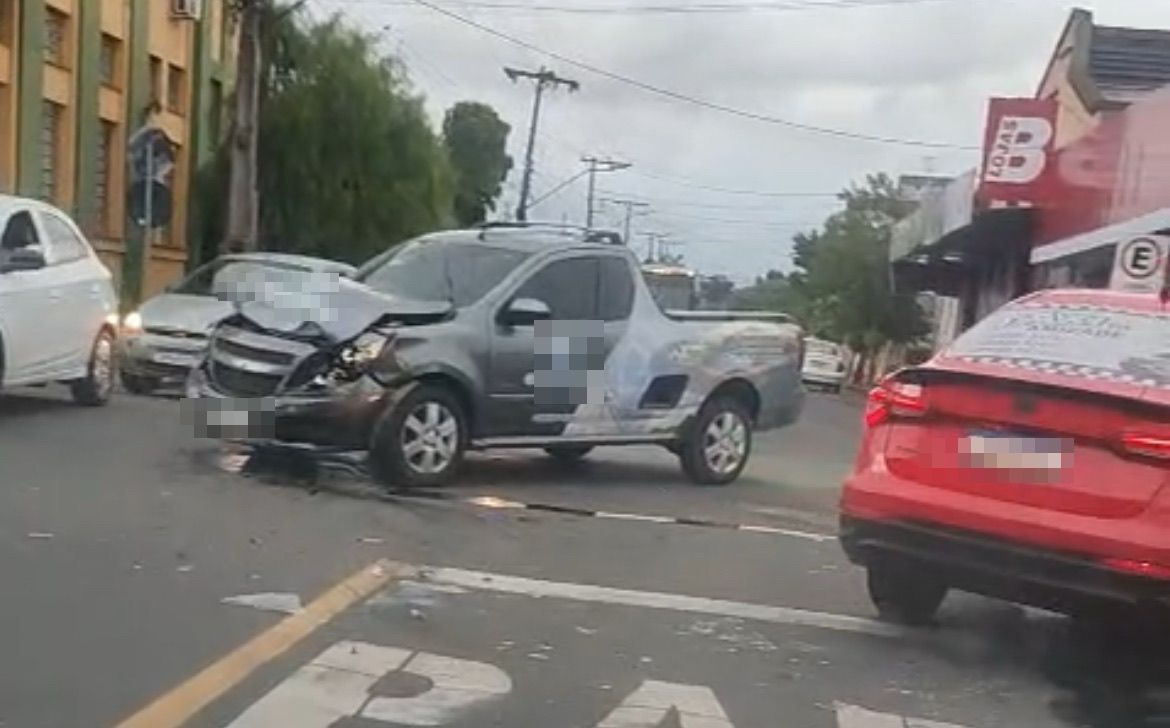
top-left (121, 372), bottom-right (158, 396)
top-left (679, 397), bottom-right (752, 486)
top-left (70, 329), bottom-right (116, 407)
top-left (369, 384), bottom-right (467, 488)
top-left (544, 445), bottom-right (594, 463)
top-left (866, 563), bottom-right (947, 626)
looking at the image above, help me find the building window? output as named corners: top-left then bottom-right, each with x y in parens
top-left (149, 55), bottom-right (163, 107)
top-left (95, 121), bottom-right (114, 236)
top-left (166, 64), bottom-right (185, 114)
top-left (40, 101), bottom-right (62, 202)
top-left (45, 7), bottom-right (68, 67)
top-left (0, 0), bottom-right (16, 45)
top-left (100, 34), bottom-right (121, 88)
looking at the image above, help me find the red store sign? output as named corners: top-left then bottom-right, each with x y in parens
top-left (977, 98), bottom-right (1058, 208)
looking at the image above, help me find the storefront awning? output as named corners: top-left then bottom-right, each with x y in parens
top-left (1030, 207), bottom-right (1170, 263)
top-left (892, 207), bottom-right (1033, 297)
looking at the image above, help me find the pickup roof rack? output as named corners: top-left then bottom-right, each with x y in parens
top-left (475, 220), bottom-right (625, 246)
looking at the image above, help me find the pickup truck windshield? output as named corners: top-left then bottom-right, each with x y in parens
top-left (358, 240), bottom-right (530, 306)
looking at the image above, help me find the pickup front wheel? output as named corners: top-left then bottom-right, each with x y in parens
top-left (369, 385), bottom-right (467, 488)
top-left (678, 397), bottom-right (752, 485)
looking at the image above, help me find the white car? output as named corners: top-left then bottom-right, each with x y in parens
top-left (0, 196), bottom-right (119, 405)
top-left (801, 337), bottom-right (846, 393)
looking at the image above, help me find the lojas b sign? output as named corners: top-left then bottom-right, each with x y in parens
top-left (977, 98), bottom-right (1059, 208)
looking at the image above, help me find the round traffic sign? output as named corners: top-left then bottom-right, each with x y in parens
top-left (1118, 237), bottom-right (1165, 280)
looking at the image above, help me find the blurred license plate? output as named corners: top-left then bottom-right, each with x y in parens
top-left (961, 430), bottom-right (1069, 471)
top-left (154, 351), bottom-right (195, 367)
top-left (186, 397), bottom-right (276, 440)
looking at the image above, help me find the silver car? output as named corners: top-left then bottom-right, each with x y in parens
top-left (119, 252), bottom-right (355, 394)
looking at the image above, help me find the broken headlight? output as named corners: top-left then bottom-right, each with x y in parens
top-left (339, 331), bottom-right (390, 367)
top-left (312, 331), bottom-right (392, 386)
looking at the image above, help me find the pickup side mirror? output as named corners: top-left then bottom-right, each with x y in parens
top-left (0, 248), bottom-right (46, 273)
top-left (500, 297), bottom-right (551, 327)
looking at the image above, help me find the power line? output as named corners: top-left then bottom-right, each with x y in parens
top-left (628, 169), bottom-right (841, 197)
top-left (401, 0), bottom-right (978, 150)
top-left (648, 209), bottom-right (820, 227)
top-left (354, 0), bottom-right (957, 15)
top-left (529, 169), bottom-right (589, 207)
top-left (599, 189), bottom-right (839, 211)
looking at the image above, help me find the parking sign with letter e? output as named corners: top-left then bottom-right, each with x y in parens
top-left (1110, 235), bottom-right (1169, 294)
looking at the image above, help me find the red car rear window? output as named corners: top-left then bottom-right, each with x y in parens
top-left (939, 299), bottom-right (1170, 391)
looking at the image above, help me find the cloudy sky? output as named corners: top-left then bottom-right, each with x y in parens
top-left (309, 0), bottom-right (1170, 284)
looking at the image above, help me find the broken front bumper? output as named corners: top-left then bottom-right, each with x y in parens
top-left (184, 365), bottom-right (389, 450)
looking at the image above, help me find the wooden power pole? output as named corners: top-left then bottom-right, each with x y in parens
top-left (505, 67), bottom-right (579, 222)
top-left (223, 0), bottom-right (263, 254)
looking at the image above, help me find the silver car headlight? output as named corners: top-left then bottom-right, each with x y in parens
top-left (338, 331), bottom-right (390, 367)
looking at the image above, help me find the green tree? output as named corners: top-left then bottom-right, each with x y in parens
top-left (787, 173), bottom-right (928, 381)
top-left (255, 12), bottom-right (453, 264)
top-left (443, 102), bottom-right (513, 226)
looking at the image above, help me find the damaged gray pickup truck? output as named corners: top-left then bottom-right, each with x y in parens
top-left (185, 224), bottom-right (806, 487)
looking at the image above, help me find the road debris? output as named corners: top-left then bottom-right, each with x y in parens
top-left (26, 532), bottom-right (54, 539)
top-left (357, 537), bottom-right (385, 544)
top-left (221, 592), bottom-right (303, 614)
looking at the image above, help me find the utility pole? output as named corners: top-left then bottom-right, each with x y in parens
top-left (223, 0), bottom-right (263, 253)
top-left (582, 157), bottom-right (631, 228)
top-left (222, 0), bottom-right (307, 254)
top-left (600, 197), bottom-right (649, 245)
top-left (505, 66), bottom-right (579, 222)
top-left (642, 232), bottom-right (668, 263)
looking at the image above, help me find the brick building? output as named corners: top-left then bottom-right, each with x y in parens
top-left (0, 0), bottom-right (234, 303)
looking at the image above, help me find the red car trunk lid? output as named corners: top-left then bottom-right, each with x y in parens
top-left (883, 375), bottom-right (1168, 519)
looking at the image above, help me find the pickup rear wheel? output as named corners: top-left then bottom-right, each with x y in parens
top-left (679, 397), bottom-right (752, 485)
top-left (369, 384), bottom-right (467, 488)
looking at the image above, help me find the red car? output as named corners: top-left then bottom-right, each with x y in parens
top-left (840, 288), bottom-right (1170, 625)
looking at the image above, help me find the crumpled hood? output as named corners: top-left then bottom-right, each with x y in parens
top-left (140, 294), bottom-right (235, 334)
top-left (233, 276), bottom-right (452, 343)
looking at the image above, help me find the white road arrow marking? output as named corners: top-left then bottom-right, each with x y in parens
top-left (836, 702), bottom-right (973, 728)
top-left (596, 680), bottom-right (736, 728)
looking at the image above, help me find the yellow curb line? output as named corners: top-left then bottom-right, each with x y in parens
top-left (116, 558), bottom-right (415, 728)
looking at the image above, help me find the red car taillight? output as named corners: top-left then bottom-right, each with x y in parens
top-left (864, 379), bottom-right (927, 428)
top-left (1119, 429), bottom-right (1170, 460)
top-left (1101, 557), bottom-right (1170, 581)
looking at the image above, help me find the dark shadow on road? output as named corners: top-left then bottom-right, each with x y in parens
top-left (891, 597), bottom-right (1170, 728)
top-left (0, 390), bottom-right (76, 419)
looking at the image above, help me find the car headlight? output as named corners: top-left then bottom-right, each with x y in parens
top-left (339, 331), bottom-right (389, 367)
top-left (123, 311), bottom-right (143, 334)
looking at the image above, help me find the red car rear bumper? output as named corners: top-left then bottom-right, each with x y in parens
top-left (841, 462), bottom-right (1170, 615)
top-left (839, 515), bottom-right (1170, 614)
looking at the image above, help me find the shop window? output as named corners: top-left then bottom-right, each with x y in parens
top-left (149, 55), bottom-right (163, 107)
top-left (95, 121), bottom-right (115, 236)
top-left (39, 101), bottom-right (62, 202)
top-left (44, 7), bottom-right (69, 67)
top-left (100, 34), bottom-right (121, 88)
top-left (166, 64), bottom-right (185, 114)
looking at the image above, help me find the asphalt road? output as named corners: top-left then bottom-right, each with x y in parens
top-left (0, 386), bottom-right (1162, 727)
